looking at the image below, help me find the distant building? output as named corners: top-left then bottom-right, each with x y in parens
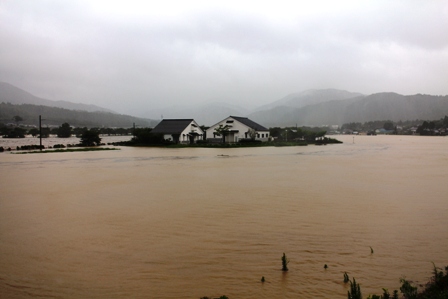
top-left (151, 119), bottom-right (204, 144)
top-left (205, 116), bottom-right (270, 143)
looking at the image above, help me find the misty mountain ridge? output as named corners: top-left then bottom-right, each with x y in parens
top-left (0, 82), bottom-right (116, 113)
top-left (249, 92), bottom-right (448, 127)
top-left (253, 89), bottom-right (364, 112)
top-left (1, 82), bottom-right (447, 128)
top-left (0, 82), bottom-right (157, 128)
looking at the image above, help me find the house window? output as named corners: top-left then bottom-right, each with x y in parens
top-left (226, 120), bottom-right (234, 123)
top-left (262, 134), bottom-right (264, 138)
top-left (257, 134), bottom-right (260, 138)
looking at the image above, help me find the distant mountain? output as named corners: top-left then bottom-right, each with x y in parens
top-left (0, 82), bottom-right (157, 128)
top-left (3, 82), bottom-right (447, 128)
top-left (249, 92), bottom-right (448, 127)
top-left (0, 102), bottom-right (158, 128)
top-left (253, 89), bottom-right (364, 112)
top-left (0, 82), bottom-right (115, 113)
top-left (144, 102), bottom-right (250, 126)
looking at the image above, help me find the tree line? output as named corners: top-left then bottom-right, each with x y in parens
top-left (0, 120), bottom-right (133, 139)
top-left (341, 116), bottom-right (448, 135)
top-left (269, 126), bottom-right (327, 142)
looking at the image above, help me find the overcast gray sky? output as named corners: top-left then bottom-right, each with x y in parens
top-left (1, 0), bottom-right (448, 116)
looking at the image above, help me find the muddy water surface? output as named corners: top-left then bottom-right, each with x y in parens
top-left (1, 135), bottom-right (447, 298)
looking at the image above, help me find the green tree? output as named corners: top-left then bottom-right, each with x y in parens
top-left (73, 127), bottom-right (87, 137)
top-left (40, 127), bottom-right (50, 138)
top-left (214, 124), bottom-right (231, 143)
top-left (0, 126), bottom-right (9, 137)
top-left (29, 128), bottom-right (39, 137)
top-left (383, 121), bottom-right (394, 131)
top-left (3, 127), bottom-right (26, 138)
top-left (57, 122), bottom-right (72, 138)
top-left (80, 129), bottom-right (101, 146)
top-left (132, 128), bottom-right (164, 144)
top-left (12, 115), bottom-right (23, 125)
top-left (442, 116), bottom-right (448, 127)
top-left (269, 127), bottom-right (283, 139)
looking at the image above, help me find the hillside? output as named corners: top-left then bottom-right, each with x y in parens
top-left (0, 102), bottom-right (158, 128)
top-left (253, 89), bottom-right (364, 112)
top-left (249, 92), bottom-right (448, 127)
top-left (0, 81), bottom-right (115, 113)
top-left (2, 82), bottom-right (448, 128)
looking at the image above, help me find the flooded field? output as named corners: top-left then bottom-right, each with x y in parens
top-left (0, 135), bottom-right (132, 150)
top-left (0, 135), bottom-right (447, 298)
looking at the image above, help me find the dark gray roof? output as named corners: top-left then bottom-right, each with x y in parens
top-left (230, 116), bottom-right (269, 131)
top-left (151, 119), bottom-right (195, 134)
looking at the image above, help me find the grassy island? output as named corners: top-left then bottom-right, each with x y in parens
top-left (110, 136), bottom-right (342, 148)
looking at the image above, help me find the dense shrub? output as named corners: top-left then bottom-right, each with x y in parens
top-left (238, 139), bottom-right (262, 144)
top-left (17, 145), bottom-right (44, 151)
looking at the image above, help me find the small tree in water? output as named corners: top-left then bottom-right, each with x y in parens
top-left (281, 253), bottom-right (289, 271)
top-left (348, 277), bottom-right (362, 299)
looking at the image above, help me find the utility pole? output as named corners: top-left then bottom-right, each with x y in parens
top-left (39, 115), bottom-right (42, 151)
top-left (39, 115), bottom-right (46, 151)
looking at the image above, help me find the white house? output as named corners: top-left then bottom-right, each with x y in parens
top-left (151, 119), bottom-right (204, 144)
top-left (205, 116), bottom-right (270, 143)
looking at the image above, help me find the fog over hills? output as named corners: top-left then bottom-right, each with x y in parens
top-left (253, 89), bottom-right (364, 112)
top-left (1, 82), bottom-right (447, 128)
top-left (0, 82), bottom-right (115, 113)
top-left (0, 82), bottom-right (157, 128)
top-left (249, 92), bottom-right (448, 127)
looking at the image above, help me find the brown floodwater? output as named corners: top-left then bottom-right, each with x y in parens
top-left (1, 135), bottom-right (447, 299)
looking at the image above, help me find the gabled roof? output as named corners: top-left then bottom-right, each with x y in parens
top-left (229, 116), bottom-right (269, 131)
top-left (151, 119), bottom-right (196, 134)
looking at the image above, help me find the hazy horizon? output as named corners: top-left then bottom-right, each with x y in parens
top-left (1, 1), bottom-right (447, 117)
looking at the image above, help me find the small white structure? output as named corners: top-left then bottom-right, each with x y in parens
top-left (206, 116), bottom-right (270, 143)
top-left (151, 119), bottom-right (204, 144)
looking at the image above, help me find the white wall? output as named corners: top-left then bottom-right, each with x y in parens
top-left (179, 120), bottom-right (204, 143)
top-left (162, 120), bottom-right (204, 143)
top-left (205, 116), bottom-right (269, 142)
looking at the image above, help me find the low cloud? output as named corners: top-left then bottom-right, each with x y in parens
top-left (1, 1), bottom-right (447, 116)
